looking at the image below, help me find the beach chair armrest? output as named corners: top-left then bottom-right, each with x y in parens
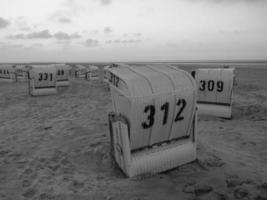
top-left (108, 112), bottom-right (131, 170)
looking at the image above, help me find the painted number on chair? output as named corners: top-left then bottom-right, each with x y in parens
top-left (199, 80), bottom-right (224, 92)
top-left (109, 72), bottom-right (119, 87)
top-left (38, 73), bottom-right (53, 81)
top-left (142, 99), bottom-right (187, 129)
top-left (57, 70), bottom-right (64, 76)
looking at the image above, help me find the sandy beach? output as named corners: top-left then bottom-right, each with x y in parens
top-left (0, 66), bottom-right (267, 200)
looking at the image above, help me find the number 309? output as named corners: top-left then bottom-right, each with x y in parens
top-left (199, 80), bottom-right (223, 92)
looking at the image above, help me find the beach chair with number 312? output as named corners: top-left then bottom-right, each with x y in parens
top-left (108, 64), bottom-right (197, 177)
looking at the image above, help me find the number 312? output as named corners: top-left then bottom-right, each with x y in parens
top-left (142, 99), bottom-right (186, 129)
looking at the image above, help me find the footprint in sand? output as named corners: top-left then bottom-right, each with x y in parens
top-left (183, 182), bottom-right (232, 200)
top-left (200, 154), bottom-right (225, 168)
top-left (233, 187), bottom-right (249, 199)
top-left (22, 179), bottom-right (32, 188)
top-left (183, 182), bottom-right (213, 195)
top-left (225, 175), bottom-right (252, 188)
top-left (22, 187), bottom-right (38, 198)
top-left (39, 192), bottom-right (56, 200)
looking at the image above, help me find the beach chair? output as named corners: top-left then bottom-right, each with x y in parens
top-left (0, 65), bottom-right (16, 82)
top-left (14, 65), bottom-right (29, 82)
top-left (108, 64), bottom-right (197, 177)
top-left (69, 65), bottom-right (87, 79)
top-left (28, 65), bottom-right (57, 96)
top-left (85, 65), bottom-right (99, 80)
top-left (54, 64), bottom-right (71, 87)
top-left (103, 63), bottom-right (118, 83)
top-left (194, 68), bottom-right (235, 119)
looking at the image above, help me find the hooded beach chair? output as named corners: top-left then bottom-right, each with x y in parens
top-left (108, 64), bottom-right (197, 177)
top-left (85, 65), bottom-right (99, 80)
top-left (54, 64), bottom-right (71, 87)
top-left (194, 68), bottom-right (235, 119)
top-left (0, 65), bottom-right (16, 82)
top-left (28, 65), bottom-right (57, 96)
top-left (103, 63), bottom-right (118, 83)
top-left (14, 65), bottom-right (29, 82)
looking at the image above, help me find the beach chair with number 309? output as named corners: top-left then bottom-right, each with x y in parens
top-left (194, 68), bottom-right (235, 119)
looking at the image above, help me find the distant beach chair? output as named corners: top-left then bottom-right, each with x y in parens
top-left (28, 65), bottom-right (57, 96)
top-left (69, 65), bottom-right (87, 79)
top-left (54, 64), bottom-right (71, 87)
top-left (14, 64), bottom-right (29, 82)
top-left (0, 64), bottom-right (16, 82)
top-left (85, 65), bottom-right (99, 80)
top-left (108, 64), bottom-right (197, 177)
top-left (193, 67), bottom-right (235, 119)
top-left (103, 63), bottom-right (118, 83)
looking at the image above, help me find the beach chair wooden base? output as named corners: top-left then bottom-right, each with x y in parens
top-left (109, 112), bottom-right (197, 177)
top-left (56, 80), bottom-right (70, 87)
top-left (197, 103), bottom-right (232, 119)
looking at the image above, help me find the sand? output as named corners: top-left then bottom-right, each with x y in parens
top-left (0, 66), bottom-right (267, 200)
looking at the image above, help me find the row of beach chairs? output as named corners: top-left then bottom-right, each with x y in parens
top-left (104, 64), bottom-right (235, 177)
top-left (0, 64), bottom-right (100, 96)
top-left (0, 63), bottom-right (235, 177)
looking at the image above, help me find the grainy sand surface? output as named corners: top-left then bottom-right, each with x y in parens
top-left (0, 66), bottom-right (267, 200)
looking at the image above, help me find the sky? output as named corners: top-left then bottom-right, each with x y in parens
top-left (0, 0), bottom-right (267, 62)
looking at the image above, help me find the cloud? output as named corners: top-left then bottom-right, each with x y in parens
top-left (54, 32), bottom-right (81, 40)
top-left (7, 33), bottom-right (25, 39)
top-left (84, 38), bottom-right (99, 47)
top-left (7, 30), bottom-right (81, 41)
top-left (105, 39), bottom-right (141, 44)
top-left (104, 27), bottom-right (112, 34)
top-left (100, 0), bottom-right (112, 6)
top-left (133, 33), bottom-right (142, 37)
top-left (58, 17), bottom-right (72, 23)
top-left (0, 17), bottom-right (10, 29)
top-left (27, 30), bottom-right (52, 39)
top-left (31, 43), bottom-right (43, 48)
top-left (123, 33), bottom-right (142, 37)
top-left (218, 29), bottom-right (248, 35)
top-left (105, 40), bottom-right (112, 44)
top-left (14, 16), bottom-right (32, 31)
top-left (0, 42), bottom-right (24, 49)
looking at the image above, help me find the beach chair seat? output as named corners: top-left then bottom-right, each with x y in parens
top-left (107, 64), bottom-right (197, 177)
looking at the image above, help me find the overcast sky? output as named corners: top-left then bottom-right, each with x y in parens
top-left (0, 0), bottom-right (267, 62)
